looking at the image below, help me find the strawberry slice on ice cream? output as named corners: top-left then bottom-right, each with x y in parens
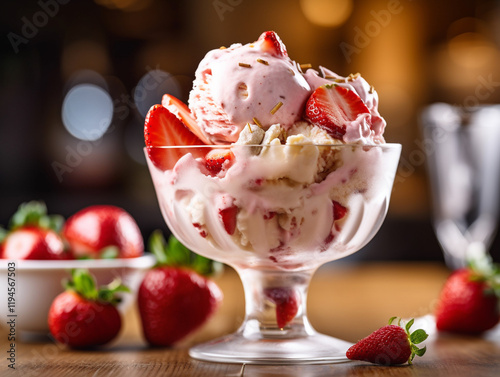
top-left (305, 84), bottom-right (371, 140)
top-left (144, 104), bottom-right (205, 171)
top-left (258, 30), bottom-right (288, 57)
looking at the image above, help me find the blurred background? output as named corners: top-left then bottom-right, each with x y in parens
top-left (1, 0), bottom-right (499, 263)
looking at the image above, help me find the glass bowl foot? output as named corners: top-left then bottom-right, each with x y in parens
top-left (189, 331), bottom-right (352, 364)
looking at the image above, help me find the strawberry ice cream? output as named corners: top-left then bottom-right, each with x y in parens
top-left (145, 31), bottom-right (399, 269)
top-left (188, 32), bottom-right (310, 144)
top-left (185, 31), bottom-right (385, 145)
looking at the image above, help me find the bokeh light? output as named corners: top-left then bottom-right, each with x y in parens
top-left (447, 32), bottom-right (497, 69)
top-left (62, 84), bottom-right (113, 141)
top-left (300, 0), bottom-right (353, 28)
top-left (94, 0), bottom-right (153, 12)
top-left (133, 69), bottom-right (181, 117)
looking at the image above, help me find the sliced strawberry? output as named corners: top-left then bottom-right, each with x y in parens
top-left (219, 205), bottom-right (238, 235)
top-left (257, 31), bottom-right (288, 57)
top-left (144, 104), bottom-right (204, 170)
top-left (264, 287), bottom-right (300, 329)
top-left (305, 84), bottom-right (370, 140)
top-left (205, 149), bottom-right (235, 176)
top-left (333, 200), bottom-right (347, 220)
top-left (162, 94), bottom-right (212, 145)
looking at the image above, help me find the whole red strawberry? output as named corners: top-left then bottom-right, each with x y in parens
top-left (63, 205), bottom-right (143, 259)
top-left (347, 317), bottom-right (427, 365)
top-left (0, 201), bottom-right (70, 260)
top-left (138, 231), bottom-right (223, 347)
top-left (48, 269), bottom-right (129, 348)
top-left (435, 256), bottom-right (500, 335)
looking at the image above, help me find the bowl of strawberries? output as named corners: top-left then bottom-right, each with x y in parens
top-left (0, 202), bottom-right (155, 335)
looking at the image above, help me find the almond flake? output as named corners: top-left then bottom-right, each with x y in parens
top-left (300, 63), bottom-right (312, 70)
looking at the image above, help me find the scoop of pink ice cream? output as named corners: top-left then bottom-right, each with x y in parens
top-left (189, 31), bottom-right (311, 144)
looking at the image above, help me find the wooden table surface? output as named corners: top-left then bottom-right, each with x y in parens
top-left (2, 262), bottom-right (500, 376)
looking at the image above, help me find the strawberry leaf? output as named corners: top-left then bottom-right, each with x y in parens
top-left (414, 346), bottom-right (427, 357)
top-left (98, 278), bottom-right (130, 305)
top-left (0, 227), bottom-right (7, 243)
top-left (149, 229), bottom-right (168, 266)
top-left (64, 269), bottom-right (129, 305)
top-left (410, 329), bottom-right (428, 344)
top-left (10, 201), bottom-right (47, 229)
top-left (405, 318), bottom-right (415, 333)
top-left (100, 246), bottom-right (120, 259)
top-left (148, 230), bottom-right (223, 276)
top-left (388, 316), bottom-right (397, 325)
top-left (48, 215), bottom-right (65, 233)
top-left (8, 201), bottom-right (65, 233)
top-left (168, 235), bottom-right (191, 266)
top-left (68, 268), bottom-right (98, 300)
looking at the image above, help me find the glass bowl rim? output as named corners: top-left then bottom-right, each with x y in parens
top-left (144, 143), bottom-right (402, 150)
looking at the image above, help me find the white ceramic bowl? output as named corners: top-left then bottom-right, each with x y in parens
top-left (0, 255), bottom-right (155, 336)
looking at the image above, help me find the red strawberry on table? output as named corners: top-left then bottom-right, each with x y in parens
top-left (258, 30), bottom-right (288, 57)
top-left (138, 231), bottom-right (223, 347)
top-left (48, 269), bottom-right (129, 348)
top-left (264, 287), bottom-right (300, 329)
top-left (435, 254), bottom-right (500, 335)
top-left (305, 84), bottom-right (371, 140)
top-left (347, 317), bottom-right (428, 365)
top-left (63, 205), bottom-right (143, 259)
top-left (0, 201), bottom-right (69, 260)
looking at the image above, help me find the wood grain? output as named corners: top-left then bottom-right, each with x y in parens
top-left (2, 262), bottom-right (500, 376)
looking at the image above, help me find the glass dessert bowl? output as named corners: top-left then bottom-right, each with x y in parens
top-left (145, 142), bottom-right (401, 364)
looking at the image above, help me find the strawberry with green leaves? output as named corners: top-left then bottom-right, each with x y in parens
top-left (138, 231), bottom-right (223, 347)
top-left (48, 269), bottom-right (129, 348)
top-left (347, 317), bottom-right (428, 365)
top-left (0, 201), bottom-right (70, 260)
top-left (435, 252), bottom-right (500, 334)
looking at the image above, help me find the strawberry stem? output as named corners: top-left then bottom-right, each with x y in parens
top-left (148, 230), bottom-right (223, 277)
top-left (9, 201), bottom-right (64, 233)
top-left (467, 249), bottom-right (500, 297)
top-left (398, 317), bottom-right (428, 364)
top-left (64, 269), bottom-right (129, 305)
